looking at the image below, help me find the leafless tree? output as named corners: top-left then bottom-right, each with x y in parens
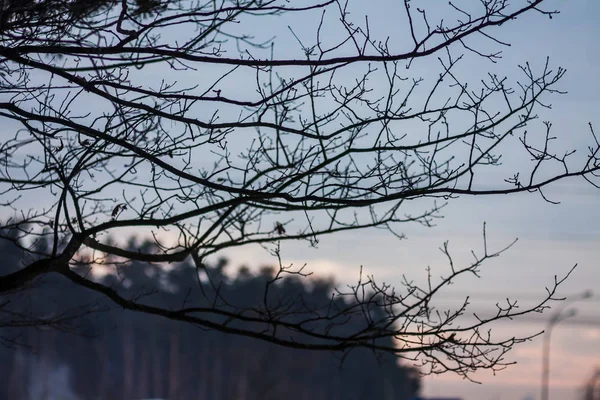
top-left (0, 0), bottom-right (598, 380)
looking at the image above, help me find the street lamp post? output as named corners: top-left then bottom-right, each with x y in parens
top-left (540, 290), bottom-right (593, 400)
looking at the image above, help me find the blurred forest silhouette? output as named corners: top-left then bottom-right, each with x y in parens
top-left (0, 233), bottom-right (420, 400)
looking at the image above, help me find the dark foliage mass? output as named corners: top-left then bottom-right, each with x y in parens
top-left (0, 235), bottom-right (419, 400)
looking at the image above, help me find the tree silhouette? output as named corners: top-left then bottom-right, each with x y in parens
top-left (0, 0), bottom-right (598, 380)
top-left (0, 236), bottom-right (421, 399)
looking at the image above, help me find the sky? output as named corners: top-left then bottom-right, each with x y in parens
top-left (2, 1), bottom-right (599, 400)
top-left (213, 1), bottom-right (600, 399)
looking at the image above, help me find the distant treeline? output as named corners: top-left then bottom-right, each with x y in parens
top-left (0, 234), bottom-right (420, 400)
